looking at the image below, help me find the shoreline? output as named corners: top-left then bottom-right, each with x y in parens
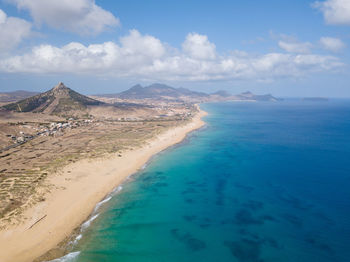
top-left (0, 108), bottom-right (207, 262)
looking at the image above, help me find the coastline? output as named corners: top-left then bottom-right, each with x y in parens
top-left (0, 108), bottom-right (207, 262)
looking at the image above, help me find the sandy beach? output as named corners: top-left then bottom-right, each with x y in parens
top-left (0, 109), bottom-right (207, 262)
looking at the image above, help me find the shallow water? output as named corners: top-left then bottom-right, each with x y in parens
top-left (63, 100), bottom-right (350, 262)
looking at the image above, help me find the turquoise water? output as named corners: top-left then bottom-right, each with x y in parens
top-left (64, 100), bottom-right (350, 262)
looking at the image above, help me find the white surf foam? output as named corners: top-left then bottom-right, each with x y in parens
top-left (46, 251), bottom-right (80, 262)
top-left (81, 214), bottom-right (99, 231)
top-left (72, 185), bottom-right (124, 245)
top-left (52, 183), bottom-right (125, 260)
top-left (93, 196), bottom-right (112, 213)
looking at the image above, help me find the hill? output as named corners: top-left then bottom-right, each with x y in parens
top-left (211, 90), bottom-right (231, 97)
top-left (96, 83), bottom-right (209, 101)
top-left (95, 84), bottom-right (281, 103)
top-left (233, 91), bottom-right (280, 102)
top-left (2, 82), bottom-right (104, 115)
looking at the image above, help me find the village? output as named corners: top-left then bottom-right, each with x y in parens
top-left (0, 108), bottom-right (193, 154)
top-left (1, 119), bottom-right (94, 153)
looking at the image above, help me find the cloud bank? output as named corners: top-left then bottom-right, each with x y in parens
top-left (0, 30), bottom-right (343, 82)
top-left (8, 0), bottom-right (119, 35)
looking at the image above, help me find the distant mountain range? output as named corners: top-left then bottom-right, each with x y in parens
top-left (2, 82), bottom-right (103, 115)
top-left (233, 91), bottom-right (280, 102)
top-left (95, 83), bottom-right (280, 102)
top-left (96, 83), bottom-right (208, 101)
top-left (1, 82), bottom-right (280, 116)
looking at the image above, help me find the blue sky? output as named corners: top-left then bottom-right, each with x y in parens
top-left (0, 0), bottom-right (349, 97)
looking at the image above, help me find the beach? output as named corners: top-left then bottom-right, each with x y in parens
top-left (0, 109), bottom-right (207, 262)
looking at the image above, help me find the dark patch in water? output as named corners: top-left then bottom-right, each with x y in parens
top-left (305, 233), bottom-right (334, 255)
top-left (182, 188), bottom-right (198, 195)
top-left (238, 229), bottom-right (283, 250)
top-left (266, 238), bottom-right (282, 249)
top-left (141, 174), bottom-right (153, 182)
top-left (196, 182), bottom-right (207, 188)
top-left (216, 178), bottom-right (227, 192)
top-left (312, 211), bottom-right (334, 226)
top-left (185, 198), bottom-right (194, 203)
top-left (215, 200), bottom-right (224, 206)
top-left (170, 229), bottom-right (207, 251)
top-left (215, 178), bottom-right (227, 206)
top-left (234, 183), bottom-right (254, 193)
top-left (243, 200), bottom-right (264, 211)
top-left (281, 213), bottom-right (303, 227)
top-left (234, 209), bottom-right (264, 225)
top-left (183, 215), bottom-right (197, 222)
top-left (154, 182), bottom-right (168, 187)
top-left (141, 172), bottom-right (166, 184)
top-left (224, 239), bottom-right (264, 262)
top-left (276, 191), bottom-right (313, 211)
top-left (221, 209), bottom-right (276, 227)
top-left (238, 229), bottom-right (261, 241)
top-left (109, 201), bottom-right (139, 218)
top-left (183, 215), bottom-right (212, 229)
top-left (149, 187), bottom-right (159, 193)
top-left (260, 214), bottom-right (276, 222)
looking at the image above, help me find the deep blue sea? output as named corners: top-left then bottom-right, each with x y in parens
top-left (57, 100), bottom-right (350, 262)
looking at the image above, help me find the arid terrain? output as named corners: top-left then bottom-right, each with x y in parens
top-left (0, 83), bottom-right (197, 228)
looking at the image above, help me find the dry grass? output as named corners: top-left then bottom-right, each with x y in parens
top-left (0, 117), bottom-right (191, 226)
top-left (0, 100), bottom-right (196, 226)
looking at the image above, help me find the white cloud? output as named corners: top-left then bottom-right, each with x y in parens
top-left (313, 0), bottom-right (350, 25)
top-left (182, 33), bottom-right (216, 60)
top-left (0, 30), bottom-right (344, 81)
top-left (0, 9), bottom-right (32, 53)
top-left (278, 39), bottom-right (313, 53)
top-left (120, 30), bottom-right (166, 59)
top-left (8, 0), bottom-right (119, 35)
top-left (320, 36), bottom-right (346, 52)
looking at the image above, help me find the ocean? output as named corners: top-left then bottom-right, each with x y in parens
top-left (57, 100), bottom-right (350, 262)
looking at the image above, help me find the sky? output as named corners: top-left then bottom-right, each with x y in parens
top-left (0, 0), bottom-right (349, 97)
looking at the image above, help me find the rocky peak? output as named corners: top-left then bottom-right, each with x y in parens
top-left (52, 82), bottom-right (69, 95)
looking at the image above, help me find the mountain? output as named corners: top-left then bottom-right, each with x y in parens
top-left (233, 91), bottom-right (280, 102)
top-left (0, 90), bottom-right (39, 103)
top-left (2, 82), bottom-right (104, 115)
top-left (211, 90), bottom-right (231, 97)
top-left (97, 83), bottom-right (209, 101)
top-left (95, 84), bottom-right (282, 103)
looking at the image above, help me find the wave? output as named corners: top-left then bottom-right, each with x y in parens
top-left (55, 182), bottom-right (125, 261)
top-left (46, 251), bottom-right (80, 262)
top-left (81, 214), bottom-right (99, 231)
top-left (70, 185), bottom-right (124, 246)
top-left (93, 196), bottom-right (112, 213)
top-left (93, 185), bottom-right (122, 213)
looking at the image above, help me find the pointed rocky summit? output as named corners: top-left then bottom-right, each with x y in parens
top-left (2, 82), bottom-right (104, 115)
